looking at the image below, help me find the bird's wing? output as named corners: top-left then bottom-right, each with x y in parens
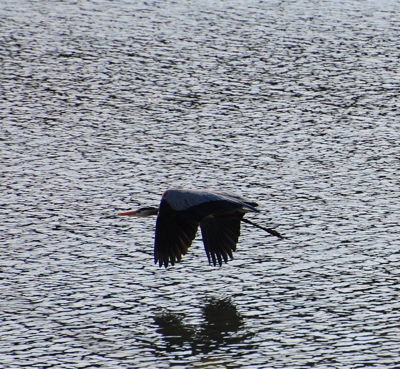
top-left (200, 212), bottom-right (244, 266)
top-left (154, 199), bottom-right (199, 268)
top-left (162, 189), bottom-right (258, 213)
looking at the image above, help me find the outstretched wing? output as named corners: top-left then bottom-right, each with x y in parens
top-left (200, 212), bottom-right (244, 266)
top-left (154, 199), bottom-right (199, 268)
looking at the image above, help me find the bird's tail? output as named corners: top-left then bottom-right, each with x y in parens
top-left (242, 218), bottom-right (284, 239)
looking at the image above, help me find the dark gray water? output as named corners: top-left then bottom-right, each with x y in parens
top-left (1, 0), bottom-right (399, 368)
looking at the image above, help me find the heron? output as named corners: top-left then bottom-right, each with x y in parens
top-left (117, 189), bottom-right (283, 268)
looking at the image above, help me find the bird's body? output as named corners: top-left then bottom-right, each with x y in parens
top-left (117, 189), bottom-right (282, 268)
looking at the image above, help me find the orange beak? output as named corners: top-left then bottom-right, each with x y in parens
top-left (117, 211), bottom-right (137, 216)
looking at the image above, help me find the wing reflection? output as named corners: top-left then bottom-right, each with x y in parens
top-left (153, 297), bottom-right (254, 354)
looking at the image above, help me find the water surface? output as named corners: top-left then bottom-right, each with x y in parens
top-left (1, 0), bottom-right (399, 368)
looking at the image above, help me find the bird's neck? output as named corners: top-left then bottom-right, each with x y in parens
top-left (148, 207), bottom-right (159, 216)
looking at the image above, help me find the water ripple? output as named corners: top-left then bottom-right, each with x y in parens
top-left (1, 0), bottom-right (399, 367)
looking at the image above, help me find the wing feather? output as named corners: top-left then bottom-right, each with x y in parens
top-left (200, 213), bottom-right (244, 266)
top-left (154, 199), bottom-right (199, 268)
top-left (163, 189), bottom-right (259, 213)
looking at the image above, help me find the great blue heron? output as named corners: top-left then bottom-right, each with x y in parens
top-left (117, 189), bottom-right (282, 267)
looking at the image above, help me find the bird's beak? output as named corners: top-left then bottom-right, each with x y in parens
top-left (117, 210), bottom-right (137, 216)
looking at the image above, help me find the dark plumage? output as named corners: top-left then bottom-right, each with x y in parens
top-left (117, 189), bottom-right (282, 267)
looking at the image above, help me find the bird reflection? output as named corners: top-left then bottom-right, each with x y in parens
top-left (153, 297), bottom-right (253, 354)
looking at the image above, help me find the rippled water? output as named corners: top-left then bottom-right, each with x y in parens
top-left (1, 0), bottom-right (399, 367)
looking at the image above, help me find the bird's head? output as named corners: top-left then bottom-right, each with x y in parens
top-left (117, 206), bottom-right (159, 217)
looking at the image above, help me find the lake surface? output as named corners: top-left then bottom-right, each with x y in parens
top-left (1, 0), bottom-right (399, 368)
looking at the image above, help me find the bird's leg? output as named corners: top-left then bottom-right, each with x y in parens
top-left (242, 218), bottom-right (284, 239)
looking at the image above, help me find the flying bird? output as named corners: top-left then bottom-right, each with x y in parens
top-left (117, 189), bottom-right (283, 268)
